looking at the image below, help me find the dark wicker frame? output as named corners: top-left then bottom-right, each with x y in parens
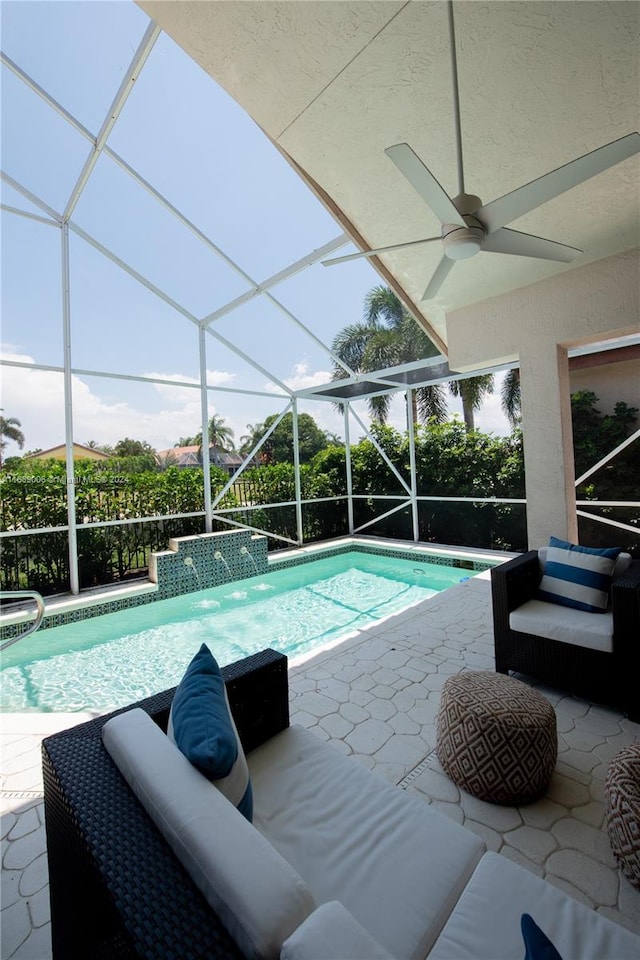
top-left (491, 553), bottom-right (640, 722)
top-left (42, 648), bottom-right (289, 960)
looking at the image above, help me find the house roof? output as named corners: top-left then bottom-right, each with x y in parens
top-left (25, 442), bottom-right (111, 460)
top-left (157, 446), bottom-right (244, 467)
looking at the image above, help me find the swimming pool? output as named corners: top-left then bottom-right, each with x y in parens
top-left (1, 550), bottom-right (475, 712)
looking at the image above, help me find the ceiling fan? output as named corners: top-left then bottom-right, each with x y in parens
top-left (322, 0), bottom-right (640, 301)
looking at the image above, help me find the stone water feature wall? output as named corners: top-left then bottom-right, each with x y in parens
top-left (150, 529), bottom-right (269, 599)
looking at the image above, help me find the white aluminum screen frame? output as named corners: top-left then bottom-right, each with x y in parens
top-left (1, 15), bottom-right (637, 593)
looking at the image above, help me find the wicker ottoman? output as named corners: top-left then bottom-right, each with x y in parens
top-left (436, 671), bottom-right (557, 805)
top-left (605, 742), bottom-right (640, 890)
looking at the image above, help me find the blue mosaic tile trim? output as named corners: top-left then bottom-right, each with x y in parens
top-left (353, 543), bottom-right (495, 572)
top-left (0, 590), bottom-right (161, 640)
top-left (0, 536), bottom-right (495, 643)
top-left (269, 542), bottom-right (494, 573)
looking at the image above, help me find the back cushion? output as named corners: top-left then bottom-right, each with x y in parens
top-left (103, 708), bottom-right (315, 960)
top-left (537, 537), bottom-right (621, 613)
top-left (538, 548), bottom-right (630, 580)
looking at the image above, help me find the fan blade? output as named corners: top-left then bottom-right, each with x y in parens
top-left (483, 228), bottom-right (581, 262)
top-left (322, 236), bottom-right (441, 267)
top-left (386, 143), bottom-right (466, 227)
top-left (477, 132), bottom-right (640, 234)
top-left (421, 256), bottom-right (455, 300)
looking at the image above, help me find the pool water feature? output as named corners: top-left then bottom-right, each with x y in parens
top-left (1, 551), bottom-right (476, 713)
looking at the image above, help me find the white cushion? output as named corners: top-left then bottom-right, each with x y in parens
top-left (280, 902), bottom-right (394, 960)
top-left (428, 851), bottom-right (640, 960)
top-left (102, 709), bottom-right (314, 960)
top-left (510, 598), bottom-right (613, 652)
top-left (248, 724), bottom-right (485, 960)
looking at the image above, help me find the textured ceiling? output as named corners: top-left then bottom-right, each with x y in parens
top-left (139, 0), bottom-right (640, 351)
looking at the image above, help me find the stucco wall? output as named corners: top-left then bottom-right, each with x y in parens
top-left (445, 249), bottom-right (639, 371)
top-left (445, 248), bottom-right (639, 548)
top-left (570, 358), bottom-right (640, 415)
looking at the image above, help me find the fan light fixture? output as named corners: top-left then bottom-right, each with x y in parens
top-left (323, 1), bottom-right (640, 301)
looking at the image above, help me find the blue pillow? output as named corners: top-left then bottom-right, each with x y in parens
top-left (537, 536), bottom-right (621, 613)
top-left (168, 643), bottom-right (253, 821)
top-left (521, 914), bottom-right (563, 960)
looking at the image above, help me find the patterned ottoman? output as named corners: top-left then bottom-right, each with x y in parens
top-left (436, 671), bottom-right (557, 805)
top-left (605, 742), bottom-right (640, 890)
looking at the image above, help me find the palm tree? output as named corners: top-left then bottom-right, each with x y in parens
top-left (331, 286), bottom-right (448, 428)
top-left (207, 415), bottom-right (234, 465)
top-left (0, 414), bottom-right (25, 466)
top-left (501, 369), bottom-right (522, 429)
top-left (239, 423), bottom-right (263, 459)
top-left (449, 375), bottom-right (495, 433)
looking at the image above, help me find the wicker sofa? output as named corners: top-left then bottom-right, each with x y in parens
top-left (43, 648), bottom-right (640, 960)
top-left (491, 551), bottom-right (640, 721)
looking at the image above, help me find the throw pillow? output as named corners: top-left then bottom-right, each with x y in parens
top-left (168, 643), bottom-right (253, 821)
top-left (521, 913), bottom-right (563, 960)
top-left (537, 536), bottom-right (621, 613)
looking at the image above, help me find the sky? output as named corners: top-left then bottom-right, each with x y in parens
top-left (0, 0), bottom-right (511, 458)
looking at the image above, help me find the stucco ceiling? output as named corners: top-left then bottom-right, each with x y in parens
top-left (138, 1), bottom-right (640, 353)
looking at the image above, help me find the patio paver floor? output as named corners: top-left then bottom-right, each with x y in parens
top-left (2, 572), bottom-right (639, 958)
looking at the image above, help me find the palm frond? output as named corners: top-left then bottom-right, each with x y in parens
top-left (416, 385), bottom-right (449, 423)
top-left (501, 369), bottom-right (522, 428)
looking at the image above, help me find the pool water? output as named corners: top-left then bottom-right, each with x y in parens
top-left (1, 551), bottom-right (472, 712)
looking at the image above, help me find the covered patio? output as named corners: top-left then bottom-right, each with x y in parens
top-left (1, 2), bottom-right (639, 958)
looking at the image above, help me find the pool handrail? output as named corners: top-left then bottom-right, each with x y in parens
top-left (0, 590), bottom-right (46, 651)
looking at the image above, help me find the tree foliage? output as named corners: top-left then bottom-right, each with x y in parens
top-left (0, 414), bottom-right (25, 466)
top-left (331, 285), bottom-right (447, 426)
top-left (571, 391), bottom-right (638, 548)
top-left (1, 392), bottom-right (636, 594)
top-left (238, 412), bottom-right (332, 464)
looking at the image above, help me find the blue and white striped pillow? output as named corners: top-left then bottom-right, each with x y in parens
top-left (537, 537), bottom-right (621, 614)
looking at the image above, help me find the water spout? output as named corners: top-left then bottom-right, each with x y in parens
top-left (214, 550), bottom-right (232, 577)
top-left (184, 556), bottom-right (199, 580)
top-left (240, 545), bottom-right (259, 574)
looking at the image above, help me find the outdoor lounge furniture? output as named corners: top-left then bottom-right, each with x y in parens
top-left (436, 671), bottom-right (557, 804)
top-left (490, 550), bottom-right (640, 721)
top-left (42, 647), bottom-right (640, 960)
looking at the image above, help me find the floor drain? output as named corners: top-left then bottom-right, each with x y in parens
top-left (0, 790), bottom-right (43, 800)
top-left (397, 750), bottom-right (438, 789)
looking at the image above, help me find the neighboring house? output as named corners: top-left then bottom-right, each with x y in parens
top-left (157, 446), bottom-right (250, 477)
top-left (25, 443), bottom-right (111, 462)
top-left (569, 345), bottom-right (640, 416)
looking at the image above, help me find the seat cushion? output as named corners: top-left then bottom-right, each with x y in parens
top-left (280, 902), bottom-right (394, 960)
top-left (248, 724), bottom-right (485, 960)
top-left (103, 708), bottom-right (315, 960)
top-left (428, 851), bottom-right (640, 960)
top-left (510, 599), bottom-right (613, 652)
top-left (537, 537), bottom-right (621, 613)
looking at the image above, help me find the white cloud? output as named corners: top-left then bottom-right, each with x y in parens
top-left (263, 360), bottom-right (331, 395)
top-left (0, 350), bottom-right (239, 452)
top-left (284, 361), bottom-right (332, 391)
